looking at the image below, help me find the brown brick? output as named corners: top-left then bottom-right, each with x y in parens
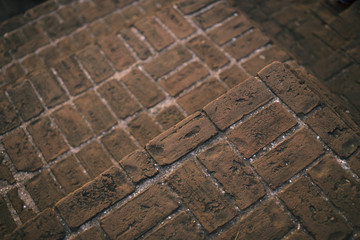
top-left (74, 91), bottom-right (116, 134)
top-left (157, 6), bottom-right (195, 39)
top-left (46, 7), bottom-right (82, 39)
top-left (0, 92), bottom-right (20, 134)
top-left (0, 196), bottom-right (16, 238)
top-left (27, 117), bottom-right (69, 161)
top-left (215, 199), bottom-right (293, 240)
top-left (38, 45), bottom-right (63, 66)
top-left (159, 61), bottom-right (209, 96)
top-left (279, 177), bottom-right (352, 239)
top-left (98, 79), bottom-right (141, 119)
top-left (204, 77), bottom-right (273, 130)
top-left (227, 103), bottom-right (298, 159)
top-left (349, 151), bottom-right (360, 176)
top-left (135, 16), bottom-right (174, 51)
top-left (219, 64), bottom-right (249, 88)
top-left (101, 128), bottom-right (138, 161)
top-left (283, 230), bottom-right (312, 240)
top-left (7, 187), bottom-right (36, 223)
top-left (121, 5), bottom-right (144, 24)
top-left (144, 44), bottom-right (192, 79)
top-left (2, 128), bottom-right (42, 172)
top-left (25, 170), bottom-right (64, 211)
top-left (21, 54), bottom-right (45, 73)
top-left (305, 107), bottom-right (359, 158)
top-left (56, 166), bottom-right (134, 229)
top-left (76, 45), bottom-right (114, 83)
top-left (194, 3), bottom-right (236, 29)
top-left (120, 150), bottom-right (158, 183)
top-left (144, 211), bottom-right (205, 240)
top-left (168, 160), bottom-right (236, 232)
top-left (104, 11), bottom-right (125, 33)
top-left (198, 140), bottom-right (265, 209)
top-left (258, 62), bottom-right (320, 115)
top-left (73, 28), bottom-right (93, 49)
top-left (4, 63), bottom-right (25, 84)
top-left (177, 0), bottom-right (217, 14)
top-left (139, 0), bottom-right (168, 11)
top-left (73, 226), bottom-right (103, 240)
top-left (177, 78), bottom-right (226, 114)
top-left (88, 20), bottom-right (111, 38)
top-left (101, 184), bottom-right (179, 239)
top-left (54, 56), bottom-right (91, 96)
top-left (52, 104), bottom-right (92, 147)
top-left (0, 164), bottom-right (15, 184)
top-left (0, 39), bottom-right (12, 67)
top-left (5, 208), bottom-right (65, 240)
top-left (75, 0), bottom-right (114, 23)
top-left (128, 112), bottom-right (162, 146)
top-left (76, 141), bottom-right (113, 178)
top-left (57, 36), bottom-right (78, 57)
top-left (122, 68), bottom-right (165, 108)
top-left (187, 35), bottom-right (229, 70)
top-left (120, 28), bottom-right (151, 60)
top-left (155, 105), bottom-right (185, 130)
top-left (98, 35), bottom-right (135, 71)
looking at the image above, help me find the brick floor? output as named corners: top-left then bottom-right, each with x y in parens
top-left (0, 0), bottom-right (359, 239)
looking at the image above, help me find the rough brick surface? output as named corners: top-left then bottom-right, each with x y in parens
top-left (0, 92), bottom-right (20, 134)
top-left (349, 151), bottom-right (360, 176)
top-left (177, 0), bottom-right (217, 15)
top-left (194, 2), bottom-right (236, 30)
top-left (73, 226), bottom-right (103, 240)
top-left (155, 105), bottom-right (185, 130)
top-left (0, 196), bottom-right (16, 239)
top-left (219, 64), bottom-right (249, 88)
top-left (283, 230), bottom-right (312, 240)
top-left (0, 164), bottom-right (14, 184)
top-left (120, 28), bottom-right (151, 60)
top-left (128, 112), bottom-right (162, 146)
top-left (7, 187), bottom-right (35, 223)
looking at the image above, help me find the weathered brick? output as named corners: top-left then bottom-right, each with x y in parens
top-left (135, 16), bottom-right (174, 51)
top-left (76, 45), bottom-right (114, 83)
top-left (101, 184), bottom-right (179, 239)
top-left (0, 196), bottom-right (16, 238)
top-left (27, 117), bottom-right (69, 161)
top-left (56, 37), bottom-right (78, 57)
top-left (101, 128), bottom-right (138, 161)
top-left (253, 128), bottom-right (324, 189)
top-left (120, 28), bottom-right (151, 60)
top-left (38, 45), bottom-right (63, 66)
top-left (98, 79), bottom-right (141, 119)
top-left (204, 77), bottom-right (273, 130)
top-left (279, 177), bottom-right (352, 239)
top-left (156, 6), bottom-right (195, 39)
top-left (25, 170), bottom-right (64, 211)
top-left (147, 112), bottom-right (217, 165)
top-left (215, 199), bottom-right (293, 240)
top-left (73, 28), bottom-right (93, 49)
top-left (88, 20), bottom-right (111, 38)
top-left (2, 128), bottom-right (42, 172)
top-left (74, 91), bottom-right (116, 134)
top-left (112, 0), bottom-right (134, 8)
top-left (305, 107), bottom-right (359, 158)
top-left (98, 35), bottom-right (135, 71)
top-left (20, 54), bottom-right (45, 73)
top-left (121, 5), bottom-right (144, 24)
top-left (144, 44), bottom-right (192, 79)
top-left (56, 166), bottom-right (134, 229)
top-left (219, 64), bottom-right (249, 88)
top-left (258, 62), bottom-right (320, 115)
top-left (0, 164), bottom-right (15, 184)
top-left (7, 187), bottom-right (36, 223)
top-left (54, 56), bottom-right (91, 96)
top-left (104, 11), bottom-right (126, 33)
top-left (51, 155), bottom-right (90, 194)
top-left (198, 140), bottom-right (265, 209)
top-left (194, 2), bottom-right (236, 29)
top-left (75, 0), bottom-right (114, 23)
top-left (4, 63), bottom-right (25, 84)
top-left (128, 112), bottom-right (162, 146)
top-left (139, 0), bottom-right (168, 12)
top-left (177, 0), bottom-right (217, 14)
top-left (155, 105), bottom-right (185, 130)
top-left (187, 35), bottom-right (229, 70)
top-left (46, 6), bottom-right (82, 39)
top-left (73, 226), bottom-right (103, 240)
top-left (177, 78), bottom-right (226, 114)
top-left (144, 211), bottom-right (205, 240)
top-left (122, 68), bottom-right (165, 108)
top-left (308, 154), bottom-right (360, 226)
top-left (120, 150), bottom-right (158, 183)
top-left (52, 104), bottom-right (92, 147)
top-left (159, 61), bottom-right (209, 97)
top-left (283, 230), bottom-right (312, 240)
top-left (0, 39), bottom-right (12, 67)
top-left (349, 151), bottom-right (360, 176)
top-left (0, 92), bottom-right (20, 134)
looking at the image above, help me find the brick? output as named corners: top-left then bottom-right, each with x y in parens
top-left (122, 68), bottom-right (165, 108)
top-left (112, 0), bottom-right (134, 8)
top-left (168, 160), bottom-right (236, 232)
top-left (53, 104), bottom-right (92, 147)
top-left (38, 45), bottom-right (62, 66)
top-left (27, 117), bottom-right (69, 161)
top-left (73, 28), bottom-right (93, 49)
top-left (7, 187), bottom-right (36, 223)
top-left (4, 63), bottom-right (25, 84)
top-left (46, 7), bottom-right (82, 39)
top-left (0, 196), bottom-right (16, 238)
top-left (349, 151), bottom-right (360, 176)
top-left (204, 77), bottom-right (273, 130)
top-left (74, 91), bottom-right (116, 134)
top-left (219, 64), bottom-right (249, 88)
top-left (0, 92), bottom-right (20, 134)
top-left (25, 0), bottom-right (58, 19)
top-left (308, 154), bottom-right (360, 226)
top-left (147, 112), bottom-right (217, 165)
top-left (128, 112), bottom-right (162, 146)
top-left (313, 26), bottom-right (346, 50)
top-left (56, 166), bottom-right (134, 229)
top-left (194, 3), bottom-right (236, 29)
top-left (25, 170), bottom-right (64, 211)
top-left (75, 0), bottom-right (114, 23)
top-left (120, 28), bottom-right (151, 60)
top-left (120, 150), bottom-right (158, 183)
top-left (159, 61), bottom-right (209, 97)
top-left (2, 128), bottom-right (42, 172)
top-left (0, 164), bottom-right (15, 184)
top-left (76, 45), bottom-right (114, 83)
top-left (225, 29), bottom-right (270, 60)
top-left (305, 107), bottom-right (359, 158)
top-left (144, 44), bottom-right (192, 79)
top-left (101, 128), bottom-right (138, 161)
top-left (76, 141), bottom-right (113, 179)
top-left (187, 35), bottom-right (229, 70)
top-left (98, 35), bottom-right (135, 71)
top-left (283, 230), bottom-right (312, 240)
top-left (279, 177), bottom-right (352, 239)
top-left (156, 6), bottom-right (195, 39)
top-left (215, 200), bottom-right (293, 240)
top-left (30, 70), bottom-right (68, 108)
top-left (101, 184), bottom-right (178, 239)
top-left (144, 211), bottom-right (204, 240)
top-left (54, 56), bottom-right (91, 96)
top-left (20, 54), bottom-right (45, 73)
top-left (198, 140), bottom-right (265, 209)
top-left (135, 16), bottom-right (174, 51)
top-left (98, 79), bottom-right (141, 119)
top-left (73, 226), bottom-right (103, 240)
top-left (0, 38), bottom-right (12, 67)
top-left (139, 0), bottom-right (168, 11)
top-left (89, 20), bottom-right (111, 38)
top-left (5, 208), bottom-right (65, 240)
top-left (177, 78), bottom-right (226, 114)
top-left (57, 37), bottom-right (78, 57)
top-left (258, 62), bottom-right (320, 115)
top-left (104, 11), bottom-right (125, 33)
top-left (177, 0), bottom-right (217, 14)
top-left (155, 105), bottom-right (185, 130)
top-left (121, 5), bottom-right (144, 24)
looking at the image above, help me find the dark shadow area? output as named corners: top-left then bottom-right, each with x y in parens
top-left (0, 0), bottom-right (47, 22)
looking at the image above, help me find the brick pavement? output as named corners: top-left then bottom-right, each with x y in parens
top-left (0, 0), bottom-right (359, 239)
